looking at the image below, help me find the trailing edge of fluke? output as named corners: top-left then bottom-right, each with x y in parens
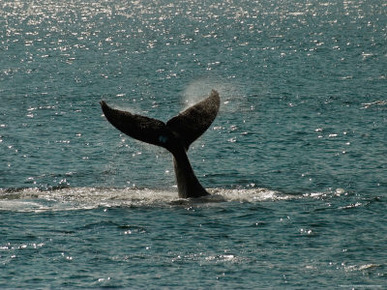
top-left (100, 90), bottom-right (220, 198)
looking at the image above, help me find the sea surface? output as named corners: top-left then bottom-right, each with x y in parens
top-left (1, 0), bottom-right (386, 288)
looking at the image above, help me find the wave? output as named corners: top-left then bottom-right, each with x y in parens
top-left (0, 186), bottom-right (299, 212)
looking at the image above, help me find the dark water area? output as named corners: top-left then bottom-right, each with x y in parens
top-left (0, 188), bottom-right (385, 288)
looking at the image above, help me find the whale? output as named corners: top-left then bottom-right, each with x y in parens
top-left (100, 90), bottom-right (220, 198)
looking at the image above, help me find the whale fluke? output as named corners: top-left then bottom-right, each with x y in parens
top-left (100, 90), bottom-right (220, 198)
top-left (167, 90), bottom-right (220, 150)
top-left (100, 101), bottom-right (174, 149)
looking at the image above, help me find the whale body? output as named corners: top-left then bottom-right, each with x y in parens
top-left (100, 90), bottom-right (220, 198)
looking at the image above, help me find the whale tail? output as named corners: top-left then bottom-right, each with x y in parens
top-left (100, 90), bottom-right (220, 152)
top-left (100, 90), bottom-right (220, 198)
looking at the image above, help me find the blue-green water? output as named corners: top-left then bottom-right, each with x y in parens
top-left (1, 0), bottom-right (386, 288)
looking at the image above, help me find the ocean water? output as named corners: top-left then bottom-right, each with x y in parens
top-left (0, 0), bottom-right (386, 288)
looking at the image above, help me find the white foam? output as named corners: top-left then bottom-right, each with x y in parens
top-left (0, 187), bottom-right (308, 212)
